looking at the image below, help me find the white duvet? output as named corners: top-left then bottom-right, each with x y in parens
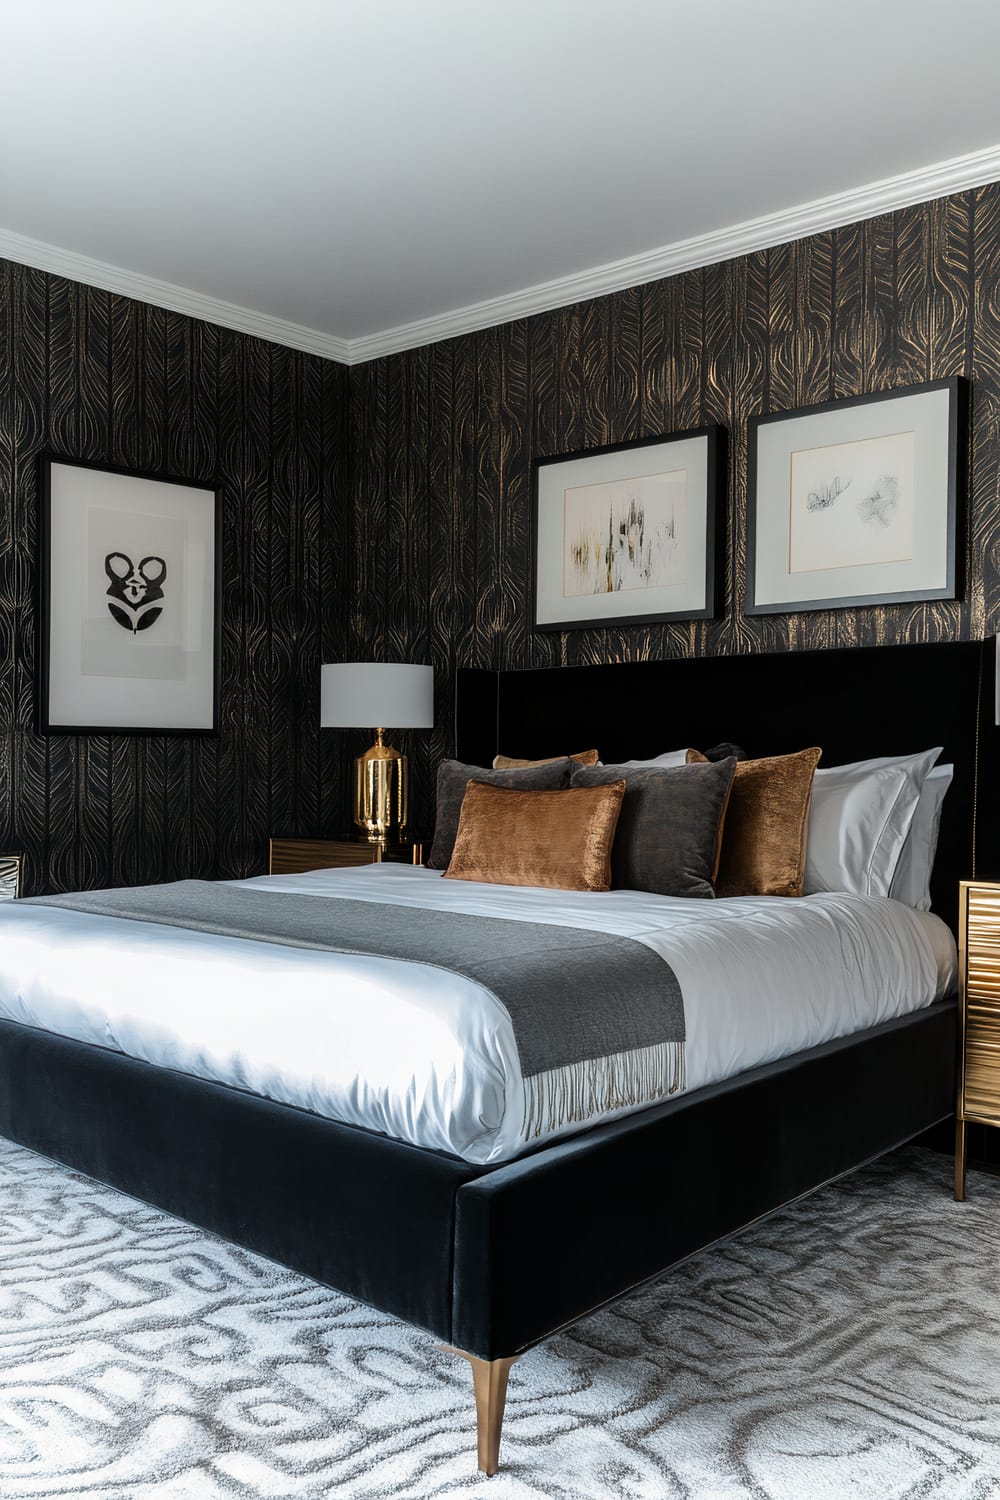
top-left (0, 865), bottom-right (956, 1164)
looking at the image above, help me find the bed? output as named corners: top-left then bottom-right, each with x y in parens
top-left (0, 638), bottom-right (989, 1475)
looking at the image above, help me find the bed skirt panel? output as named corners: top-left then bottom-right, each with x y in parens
top-left (0, 1001), bottom-right (958, 1366)
top-left (450, 998), bottom-right (959, 1358)
top-left (0, 1018), bottom-right (481, 1341)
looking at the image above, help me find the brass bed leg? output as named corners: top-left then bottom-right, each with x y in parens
top-left (440, 1345), bottom-right (518, 1475)
top-left (955, 1117), bottom-right (967, 1201)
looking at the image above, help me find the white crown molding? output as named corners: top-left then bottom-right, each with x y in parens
top-left (0, 224), bottom-right (352, 363)
top-left (347, 140), bottom-right (1000, 364)
top-left (3, 141), bottom-right (1000, 368)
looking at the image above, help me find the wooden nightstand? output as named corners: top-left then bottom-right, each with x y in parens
top-left (269, 837), bottom-right (424, 876)
top-left (955, 880), bottom-right (1000, 1200)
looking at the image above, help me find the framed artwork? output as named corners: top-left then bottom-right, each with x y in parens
top-left (39, 457), bottom-right (221, 734)
top-left (532, 427), bottom-right (724, 631)
top-left (747, 378), bottom-right (966, 615)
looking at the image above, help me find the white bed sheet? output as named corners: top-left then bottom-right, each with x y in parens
top-left (0, 865), bottom-right (956, 1164)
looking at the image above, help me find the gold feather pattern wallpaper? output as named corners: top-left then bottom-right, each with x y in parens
top-left (347, 186), bottom-right (1000, 834)
top-left (0, 262), bottom-right (348, 892)
top-left (3, 183), bottom-right (1000, 882)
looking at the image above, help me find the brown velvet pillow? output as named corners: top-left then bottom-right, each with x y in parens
top-left (443, 779), bottom-right (626, 891)
top-left (428, 757), bottom-right (573, 870)
top-left (687, 746), bottom-right (822, 897)
top-left (493, 749), bottom-right (600, 769)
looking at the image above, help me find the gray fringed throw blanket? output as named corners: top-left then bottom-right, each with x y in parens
top-left (28, 881), bottom-right (686, 1137)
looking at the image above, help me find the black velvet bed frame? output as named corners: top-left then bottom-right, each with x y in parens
top-left (0, 639), bottom-right (991, 1475)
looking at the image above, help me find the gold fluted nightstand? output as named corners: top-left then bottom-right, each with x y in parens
top-left (269, 837), bottom-right (424, 876)
top-left (955, 880), bottom-right (1000, 1200)
top-left (0, 855), bottom-right (22, 900)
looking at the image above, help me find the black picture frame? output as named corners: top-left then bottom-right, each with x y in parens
top-left (38, 455), bottom-right (222, 736)
top-left (746, 378), bottom-right (966, 616)
top-left (531, 426), bottom-right (725, 632)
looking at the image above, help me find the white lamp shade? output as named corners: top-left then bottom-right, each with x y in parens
top-left (320, 662), bottom-right (434, 730)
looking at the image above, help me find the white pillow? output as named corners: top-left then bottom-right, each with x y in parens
top-left (620, 749), bottom-right (691, 768)
top-left (803, 748), bottom-right (942, 899)
top-left (889, 764), bottom-right (953, 911)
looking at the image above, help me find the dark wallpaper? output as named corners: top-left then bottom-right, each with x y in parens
top-left (0, 260), bottom-right (348, 893)
top-left (347, 186), bottom-right (1000, 835)
top-left (5, 183), bottom-right (1000, 887)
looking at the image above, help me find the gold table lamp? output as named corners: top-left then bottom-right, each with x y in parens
top-left (320, 662), bottom-right (433, 844)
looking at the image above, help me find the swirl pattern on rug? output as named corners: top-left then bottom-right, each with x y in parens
top-left (0, 1139), bottom-right (998, 1499)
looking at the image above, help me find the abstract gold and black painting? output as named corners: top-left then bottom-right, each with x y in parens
top-left (534, 428), bottom-right (722, 631)
top-left (562, 468), bottom-right (687, 598)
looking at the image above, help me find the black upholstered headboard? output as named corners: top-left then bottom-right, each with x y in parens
top-left (455, 640), bottom-right (997, 931)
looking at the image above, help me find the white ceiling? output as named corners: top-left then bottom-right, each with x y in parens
top-left (3, 0), bottom-right (1000, 364)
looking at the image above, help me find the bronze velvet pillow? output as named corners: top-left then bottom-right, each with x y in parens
top-left (572, 758), bottom-right (736, 898)
top-left (444, 779), bottom-right (626, 891)
top-left (493, 749), bottom-right (600, 769)
top-left (688, 746), bottom-right (822, 897)
top-left (427, 757), bottom-right (573, 869)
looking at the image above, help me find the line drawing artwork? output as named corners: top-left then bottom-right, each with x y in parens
top-left (789, 430), bottom-right (915, 574)
top-left (805, 471), bottom-right (901, 528)
top-left (855, 474), bottom-right (901, 529)
top-left (805, 475), bottom-right (851, 512)
top-left (563, 469), bottom-right (687, 597)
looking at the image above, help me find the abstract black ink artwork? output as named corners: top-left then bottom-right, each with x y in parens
top-left (41, 457), bottom-right (220, 734)
top-left (105, 553), bottom-right (167, 633)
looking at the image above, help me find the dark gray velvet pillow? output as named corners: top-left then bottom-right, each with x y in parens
top-left (572, 757), bottom-right (736, 898)
top-left (427, 758), bottom-right (573, 870)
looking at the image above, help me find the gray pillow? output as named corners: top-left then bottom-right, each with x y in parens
top-left (427, 758), bottom-right (573, 869)
top-left (572, 758), bottom-right (736, 898)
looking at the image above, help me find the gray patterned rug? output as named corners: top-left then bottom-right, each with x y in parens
top-left (1, 1139), bottom-right (999, 1500)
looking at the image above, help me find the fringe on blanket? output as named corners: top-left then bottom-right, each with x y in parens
top-left (522, 1040), bottom-right (686, 1140)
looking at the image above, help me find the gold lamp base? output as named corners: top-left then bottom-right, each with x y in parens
top-left (353, 729), bottom-right (409, 844)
